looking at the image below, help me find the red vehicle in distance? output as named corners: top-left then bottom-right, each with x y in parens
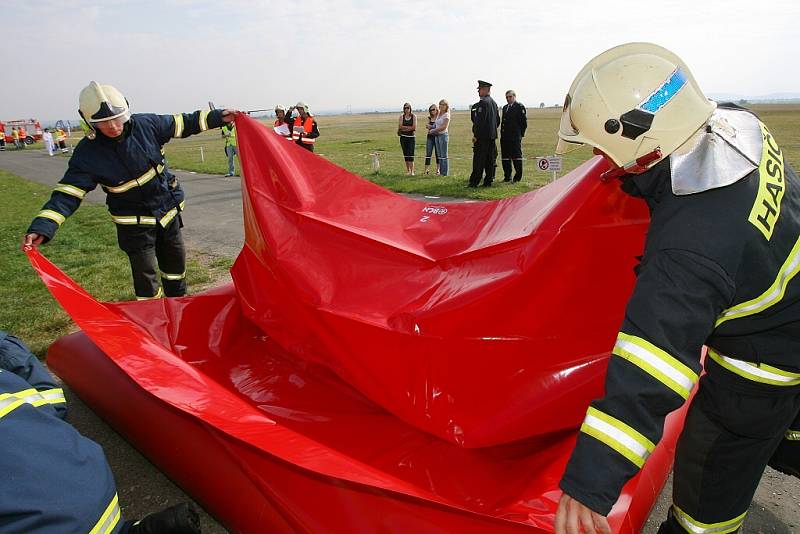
top-left (1, 119), bottom-right (43, 144)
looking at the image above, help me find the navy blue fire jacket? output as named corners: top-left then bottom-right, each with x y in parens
top-left (27, 109), bottom-right (226, 241)
top-left (0, 331), bottom-right (123, 533)
top-left (560, 107), bottom-right (800, 514)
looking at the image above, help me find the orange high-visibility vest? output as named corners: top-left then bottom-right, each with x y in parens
top-left (291, 116), bottom-right (316, 144)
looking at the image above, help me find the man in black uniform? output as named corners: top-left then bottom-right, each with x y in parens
top-left (469, 80), bottom-right (500, 187)
top-left (22, 81), bottom-right (236, 300)
top-left (500, 89), bottom-right (527, 182)
top-left (552, 43), bottom-right (800, 534)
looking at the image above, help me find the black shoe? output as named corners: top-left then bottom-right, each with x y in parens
top-left (503, 177), bottom-right (511, 182)
top-left (513, 178), bottom-right (521, 182)
top-left (468, 184), bottom-right (478, 188)
top-left (129, 503), bottom-right (201, 534)
top-left (481, 182), bottom-right (492, 187)
top-left (769, 442), bottom-right (800, 479)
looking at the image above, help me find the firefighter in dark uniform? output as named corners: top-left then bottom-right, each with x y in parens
top-left (285, 101), bottom-right (320, 152)
top-left (22, 81), bottom-right (236, 300)
top-left (552, 43), bottom-right (800, 534)
top-left (469, 80), bottom-right (500, 187)
top-left (0, 331), bottom-right (201, 533)
top-left (500, 89), bottom-right (527, 182)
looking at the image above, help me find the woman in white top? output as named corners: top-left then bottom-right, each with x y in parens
top-left (427, 99), bottom-right (450, 176)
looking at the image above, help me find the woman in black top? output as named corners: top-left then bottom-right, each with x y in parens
top-left (424, 104), bottom-right (439, 175)
top-left (398, 103), bottom-right (416, 176)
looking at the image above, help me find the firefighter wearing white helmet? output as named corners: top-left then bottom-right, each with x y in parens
top-left (553, 43), bottom-right (800, 534)
top-left (24, 81), bottom-right (238, 300)
top-left (286, 101), bottom-right (320, 152)
top-left (79, 81), bottom-right (131, 140)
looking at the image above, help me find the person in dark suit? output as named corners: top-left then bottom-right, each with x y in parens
top-left (500, 90), bottom-right (527, 182)
top-left (469, 80), bottom-right (500, 187)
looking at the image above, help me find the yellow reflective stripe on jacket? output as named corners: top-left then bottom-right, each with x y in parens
top-left (159, 200), bottom-right (185, 227)
top-left (614, 333), bottom-right (699, 399)
top-left (111, 215), bottom-right (157, 225)
top-left (37, 209), bottom-right (66, 225)
top-left (54, 184), bottom-right (87, 199)
top-left (173, 114), bottom-right (184, 138)
top-left (105, 164), bottom-right (164, 194)
top-left (716, 236), bottom-right (800, 327)
top-left (786, 429), bottom-right (800, 440)
top-left (199, 110), bottom-right (210, 131)
top-left (672, 505), bottom-right (746, 534)
top-left (13, 387), bottom-right (66, 408)
top-left (708, 349), bottom-right (800, 386)
top-left (0, 387), bottom-right (65, 418)
top-left (0, 394), bottom-right (25, 419)
top-left (89, 493), bottom-right (122, 534)
top-left (161, 271), bottom-right (186, 280)
top-left (580, 406), bottom-right (655, 468)
top-left (136, 287), bottom-right (164, 301)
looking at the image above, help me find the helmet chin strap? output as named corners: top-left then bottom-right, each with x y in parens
top-left (600, 148), bottom-right (663, 182)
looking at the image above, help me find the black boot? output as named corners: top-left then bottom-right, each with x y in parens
top-left (768, 438), bottom-right (800, 478)
top-left (128, 503), bottom-right (201, 534)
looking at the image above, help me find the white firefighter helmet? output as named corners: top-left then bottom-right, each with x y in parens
top-left (555, 42), bottom-right (716, 171)
top-left (78, 81), bottom-right (131, 137)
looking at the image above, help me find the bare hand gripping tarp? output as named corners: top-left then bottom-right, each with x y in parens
top-left (32, 114), bottom-right (691, 532)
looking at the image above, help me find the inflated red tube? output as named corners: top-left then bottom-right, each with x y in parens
top-left (37, 274), bottom-right (688, 533)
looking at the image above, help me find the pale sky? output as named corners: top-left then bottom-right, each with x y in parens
top-left (2, 0), bottom-right (798, 122)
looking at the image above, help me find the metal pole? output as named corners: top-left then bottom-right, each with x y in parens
top-left (371, 152), bottom-right (380, 173)
top-left (200, 146), bottom-right (205, 162)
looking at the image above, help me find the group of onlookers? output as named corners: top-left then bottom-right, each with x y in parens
top-left (396, 81), bottom-right (527, 185)
top-left (397, 99), bottom-right (451, 176)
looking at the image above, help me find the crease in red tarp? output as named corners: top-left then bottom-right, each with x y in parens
top-left (231, 114), bottom-right (651, 447)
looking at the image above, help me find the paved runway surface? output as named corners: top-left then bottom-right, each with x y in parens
top-left (2, 148), bottom-right (797, 533)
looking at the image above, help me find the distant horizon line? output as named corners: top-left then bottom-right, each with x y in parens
top-left (15, 97), bottom-right (800, 127)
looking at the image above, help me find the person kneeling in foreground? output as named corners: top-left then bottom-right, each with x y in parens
top-left (0, 330), bottom-right (201, 533)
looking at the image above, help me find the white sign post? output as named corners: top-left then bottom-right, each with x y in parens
top-left (537, 156), bottom-right (563, 182)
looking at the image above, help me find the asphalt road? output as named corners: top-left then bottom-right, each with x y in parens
top-left (2, 148), bottom-right (798, 533)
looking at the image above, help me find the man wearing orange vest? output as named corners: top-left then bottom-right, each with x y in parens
top-left (17, 126), bottom-right (27, 149)
top-left (286, 101), bottom-right (319, 152)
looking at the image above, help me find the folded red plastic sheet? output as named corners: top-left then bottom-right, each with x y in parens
top-left (233, 114), bottom-right (651, 447)
top-left (28, 113), bottom-right (687, 532)
top-left (34, 258), bottom-right (687, 533)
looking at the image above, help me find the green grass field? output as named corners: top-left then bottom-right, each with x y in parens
top-left (161, 104), bottom-right (800, 200)
top-left (0, 171), bottom-right (232, 355)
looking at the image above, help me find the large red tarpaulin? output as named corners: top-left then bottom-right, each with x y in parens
top-left (32, 114), bottom-right (689, 532)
